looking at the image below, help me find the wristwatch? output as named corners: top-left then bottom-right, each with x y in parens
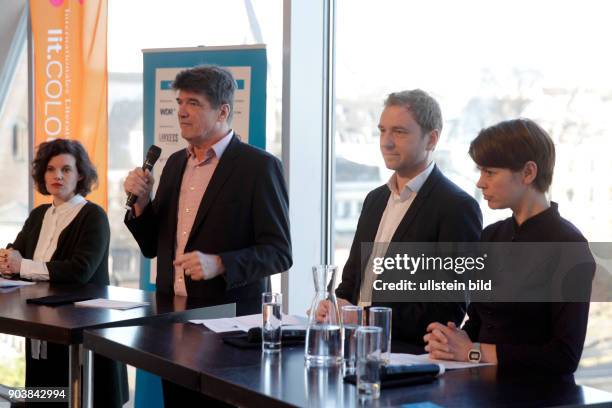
top-left (468, 342), bottom-right (481, 363)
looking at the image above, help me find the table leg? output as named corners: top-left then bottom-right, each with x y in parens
top-left (68, 344), bottom-right (80, 408)
top-left (83, 348), bottom-right (93, 408)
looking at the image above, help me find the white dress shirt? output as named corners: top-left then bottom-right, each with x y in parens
top-left (20, 194), bottom-right (87, 360)
top-left (20, 194), bottom-right (87, 281)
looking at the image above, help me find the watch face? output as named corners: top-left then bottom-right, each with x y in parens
top-left (469, 350), bottom-right (481, 362)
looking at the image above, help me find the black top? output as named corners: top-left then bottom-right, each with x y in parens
top-left (9, 201), bottom-right (110, 285)
top-left (481, 201), bottom-right (587, 243)
top-left (125, 135), bottom-right (292, 315)
top-left (464, 202), bottom-right (594, 374)
top-left (335, 165), bottom-right (483, 344)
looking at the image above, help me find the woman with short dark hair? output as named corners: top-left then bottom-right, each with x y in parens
top-left (0, 138), bottom-right (127, 407)
top-left (424, 118), bottom-right (593, 375)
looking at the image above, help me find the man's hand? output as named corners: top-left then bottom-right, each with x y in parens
top-left (123, 168), bottom-right (155, 216)
top-left (0, 249), bottom-right (22, 277)
top-left (311, 297), bottom-right (352, 323)
top-left (424, 321), bottom-right (472, 361)
top-left (173, 251), bottom-right (225, 281)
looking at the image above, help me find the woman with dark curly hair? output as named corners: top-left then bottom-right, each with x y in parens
top-left (0, 138), bottom-right (108, 283)
top-left (0, 138), bottom-right (128, 407)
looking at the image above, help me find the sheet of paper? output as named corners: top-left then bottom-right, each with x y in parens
top-left (74, 298), bottom-right (150, 310)
top-left (390, 353), bottom-right (493, 370)
top-left (0, 277), bottom-right (36, 288)
top-left (190, 313), bottom-right (308, 333)
top-left (195, 318), bottom-right (248, 333)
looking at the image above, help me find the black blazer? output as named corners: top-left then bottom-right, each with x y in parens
top-left (9, 201), bottom-right (128, 408)
top-left (126, 135), bottom-right (292, 315)
top-left (10, 202), bottom-right (110, 285)
top-left (336, 165), bottom-right (482, 344)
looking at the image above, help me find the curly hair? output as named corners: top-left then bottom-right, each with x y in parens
top-left (32, 139), bottom-right (98, 196)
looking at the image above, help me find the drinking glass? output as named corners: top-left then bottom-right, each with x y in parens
top-left (262, 292), bottom-right (282, 352)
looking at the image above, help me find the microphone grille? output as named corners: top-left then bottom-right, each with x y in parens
top-left (146, 145), bottom-right (162, 163)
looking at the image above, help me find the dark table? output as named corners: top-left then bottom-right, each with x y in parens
top-left (84, 323), bottom-right (612, 408)
top-left (0, 283), bottom-right (234, 407)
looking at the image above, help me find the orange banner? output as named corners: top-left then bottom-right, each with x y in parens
top-left (30, 0), bottom-right (108, 209)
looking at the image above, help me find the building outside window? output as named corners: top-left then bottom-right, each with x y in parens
top-left (333, 0), bottom-right (612, 392)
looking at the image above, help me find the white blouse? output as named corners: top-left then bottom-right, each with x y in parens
top-left (20, 194), bottom-right (87, 281)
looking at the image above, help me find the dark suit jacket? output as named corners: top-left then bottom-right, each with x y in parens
top-left (9, 201), bottom-right (128, 408)
top-left (336, 165), bottom-right (482, 344)
top-left (125, 135), bottom-right (292, 315)
top-left (10, 202), bottom-right (110, 284)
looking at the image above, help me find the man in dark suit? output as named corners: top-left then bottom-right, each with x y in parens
top-left (320, 89), bottom-right (482, 345)
top-left (124, 65), bottom-right (291, 406)
top-left (123, 65), bottom-right (292, 315)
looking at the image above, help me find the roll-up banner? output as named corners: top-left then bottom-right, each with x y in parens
top-left (30, 0), bottom-right (108, 209)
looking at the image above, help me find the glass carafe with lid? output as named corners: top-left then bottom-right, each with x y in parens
top-left (305, 265), bottom-right (343, 367)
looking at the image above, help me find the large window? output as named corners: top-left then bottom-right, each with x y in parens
top-left (107, 1), bottom-right (283, 403)
top-left (0, 27), bottom-right (28, 389)
top-left (333, 0), bottom-right (612, 391)
top-left (1, 0), bottom-right (284, 394)
top-left (0, 43), bottom-right (28, 254)
top-left (107, 0), bottom-right (284, 289)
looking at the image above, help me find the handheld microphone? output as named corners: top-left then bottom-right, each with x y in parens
top-left (125, 145), bottom-right (162, 209)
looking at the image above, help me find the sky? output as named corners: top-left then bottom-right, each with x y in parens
top-left (109, 0), bottom-right (612, 102)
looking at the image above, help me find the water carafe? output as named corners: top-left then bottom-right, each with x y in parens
top-left (305, 265), bottom-right (343, 367)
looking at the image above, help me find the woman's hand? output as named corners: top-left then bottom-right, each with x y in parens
top-left (424, 321), bottom-right (472, 361)
top-left (0, 249), bottom-right (22, 276)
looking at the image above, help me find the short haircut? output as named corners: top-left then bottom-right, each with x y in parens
top-left (32, 138), bottom-right (98, 196)
top-left (469, 118), bottom-right (556, 192)
top-left (172, 65), bottom-right (236, 121)
top-left (384, 89), bottom-right (443, 134)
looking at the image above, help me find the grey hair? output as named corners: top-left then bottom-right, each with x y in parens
top-left (384, 89), bottom-right (443, 134)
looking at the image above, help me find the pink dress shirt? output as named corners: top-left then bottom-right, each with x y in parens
top-left (173, 131), bottom-right (234, 296)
